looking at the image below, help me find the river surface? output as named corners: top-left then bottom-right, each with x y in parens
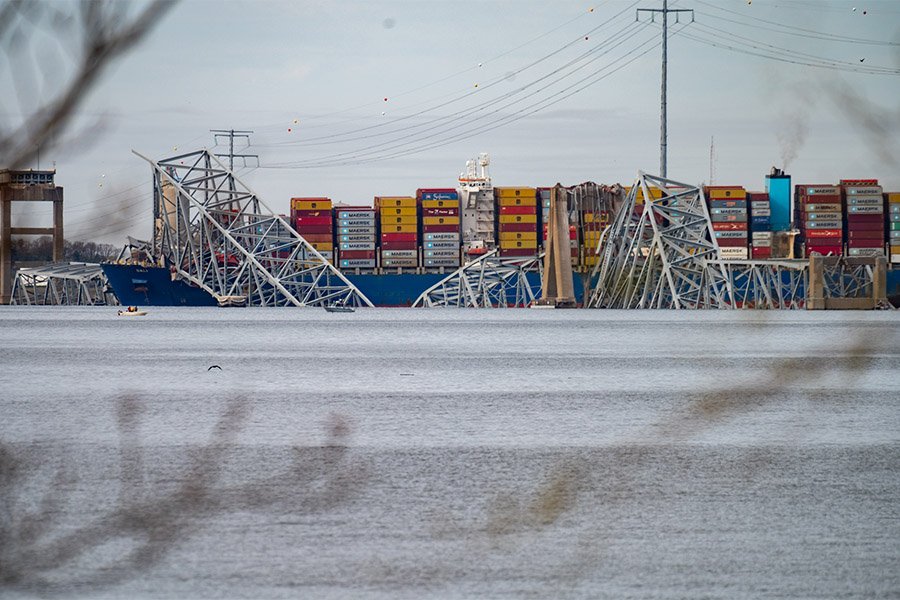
top-left (1, 307), bottom-right (898, 599)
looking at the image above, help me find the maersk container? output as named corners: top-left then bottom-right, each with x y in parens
top-left (336, 211), bottom-right (375, 220)
top-left (424, 249), bottom-right (458, 258)
top-left (341, 242), bottom-right (376, 251)
top-left (425, 241), bottom-right (457, 250)
top-left (339, 234), bottom-right (375, 243)
top-left (806, 220), bottom-right (843, 229)
top-left (424, 232), bottom-right (459, 242)
top-left (381, 250), bottom-right (417, 258)
top-left (339, 226), bottom-right (376, 235)
top-left (425, 258), bottom-right (460, 267)
top-left (340, 259), bottom-right (376, 268)
top-left (382, 258), bottom-right (419, 268)
top-left (339, 219), bottom-right (376, 227)
top-left (848, 205), bottom-right (883, 214)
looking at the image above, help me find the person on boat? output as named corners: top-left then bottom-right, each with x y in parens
top-left (127, 306), bottom-right (137, 312)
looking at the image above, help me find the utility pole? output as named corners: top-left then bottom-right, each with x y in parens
top-left (210, 129), bottom-right (259, 172)
top-left (637, 0), bottom-right (693, 178)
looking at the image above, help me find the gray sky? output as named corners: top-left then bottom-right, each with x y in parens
top-left (6, 0), bottom-right (900, 243)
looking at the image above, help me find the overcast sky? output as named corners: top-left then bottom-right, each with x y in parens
top-left (6, 0), bottom-right (900, 243)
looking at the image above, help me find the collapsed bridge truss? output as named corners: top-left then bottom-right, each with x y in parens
top-left (136, 149), bottom-right (372, 307)
top-left (412, 249), bottom-right (544, 307)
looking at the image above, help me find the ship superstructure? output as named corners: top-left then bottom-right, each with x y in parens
top-left (458, 153), bottom-right (496, 256)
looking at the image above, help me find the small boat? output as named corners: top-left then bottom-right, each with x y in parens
top-left (323, 300), bottom-right (355, 313)
top-left (117, 307), bottom-right (148, 316)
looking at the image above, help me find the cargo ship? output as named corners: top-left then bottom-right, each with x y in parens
top-left (101, 155), bottom-right (900, 307)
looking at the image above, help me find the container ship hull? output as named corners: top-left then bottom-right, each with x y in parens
top-left (100, 263), bottom-right (573, 307)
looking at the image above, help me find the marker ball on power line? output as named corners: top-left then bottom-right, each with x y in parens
top-left (589, 7), bottom-right (594, 12)
top-left (478, 62), bottom-right (483, 67)
top-left (585, 36), bottom-right (589, 40)
top-left (381, 111), bottom-right (386, 115)
top-left (287, 128), bottom-right (292, 132)
top-left (293, 118), bottom-right (299, 124)
top-left (384, 97), bottom-right (388, 101)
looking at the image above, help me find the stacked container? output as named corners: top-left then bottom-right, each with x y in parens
top-left (796, 185), bottom-right (843, 257)
top-left (746, 191), bottom-right (772, 259)
top-left (580, 205), bottom-right (609, 269)
top-left (887, 192), bottom-right (900, 264)
top-left (375, 196), bottom-right (419, 269)
top-left (335, 205), bottom-right (376, 270)
top-left (291, 197), bottom-right (334, 261)
top-left (706, 186), bottom-right (748, 260)
top-left (495, 187), bottom-right (538, 258)
top-left (417, 188), bottom-right (461, 270)
top-left (841, 179), bottom-right (885, 258)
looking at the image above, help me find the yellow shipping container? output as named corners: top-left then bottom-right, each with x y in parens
top-left (499, 240), bottom-right (538, 249)
top-left (707, 187), bottom-right (747, 200)
top-left (375, 197), bottom-right (417, 208)
top-left (381, 207), bottom-right (418, 216)
top-left (497, 196), bottom-right (538, 207)
top-left (380, 215), bottom-right (418, 225)
top-left (887, 193), bottom-right (900, 203)
top-left (584, 255), bottom-right (599, 266)
top-left (583, 213), bottom-right (610, 223)
top-left (423, 216), bottom-right (460, 226)
top-left (624, 186), bottom-right (664, 201)
top-left (499, 231), bottom-right (538, 241)
top-left (421, 199), bottom-right (459, 208)
top-left (498, 214), bottom-right (537, 224)
top-left (311, 243), bottom-right (333, 251)
top-left (292, 199), bottom-right (333, 210)
top-left (381, 224), bottom-right (418, 233)
top-left (494, 186), bottom-right (537, 199)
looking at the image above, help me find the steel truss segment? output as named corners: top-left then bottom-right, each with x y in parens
top-left (11, 262), bottom-right (117, 306)
top-left (412, 249), bottom-right (544, 308)
top-left (133, 149), bottom-right (372, 307)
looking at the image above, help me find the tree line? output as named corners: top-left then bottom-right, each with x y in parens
top-left (10, 236), bottom-right (119, 263)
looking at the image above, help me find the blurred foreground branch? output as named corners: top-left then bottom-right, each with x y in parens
top-left (0, 0), bottom-right (176, 169)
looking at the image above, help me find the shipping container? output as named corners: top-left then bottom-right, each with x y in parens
top-left (421, 224), bottom-right (460, 233)
top-left (420, 199), bottom-right (459, 208)
top-left (498, 214), bottom-right (537, 224)
top-left (424, 232), bottom-right (460, 242)
top-left (340, 259), bottom-right (376, 269)
top-left (494, 187), bottom-right (537, 198)
top-left (423, 216), bottom-right (460, 226)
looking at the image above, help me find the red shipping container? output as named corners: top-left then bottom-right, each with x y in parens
top-left (421, 224), bottom-right (459, 233)
top-left (806, 244), bottom-right (842, 256)
top-left (848, 221), bottom-right (885, 231)
top-left (498, 223), bottom-right (537, 232)
top-left (806, 229), bottom-right (843, 239)
top-left (338, 250), bottom-right (376, 259)
top-left (294, 216), bottom-right (332, 226)
top-left (847, 239), bottom-right (883, 248)
top-left (422, 207), bottom-right (459, 217)
top-left (801, 195), bottom-right (841, 204)
top-left (295, 224), bottom-right (333, 234)
top-left (416, 187), bottom-right (456, 198)
top-left (840, 179), bottom-right (879, 186)
top-left (292, 209), bottom-right (332, 218)
top-left (712, 222), bottom-right (748, 231)
top-left (847, 214), bottom-right (883, 223)
top-left (500, 205), bottom-right (537, 215)
top-left (751, 248), bottom-right (772, 258)
top-left (499, 248), bottom-right (537, 257)
top-left (716, 238), bottom-right (748, 247)
top-left (848, 230), bottom-right (884, 240)
top-left (302, 234), bottom-right (333, 243)
top-left (381, 233), bottom-right (417, 242)
top-left (380, 241), bottom-right (418, 250)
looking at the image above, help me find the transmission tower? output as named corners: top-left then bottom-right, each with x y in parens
top-left (210, 129), bottom-right (259, 171)
top-left (637, 0), bottom-right (693, 178)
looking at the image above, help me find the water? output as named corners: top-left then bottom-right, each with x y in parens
top-left (1, 307), bottom-right (898, 598)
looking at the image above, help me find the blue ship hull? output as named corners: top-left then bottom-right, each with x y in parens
top-left (101, 263), bottom-right (900, 308)
top-left (100, 264), bottom-right (585, 307)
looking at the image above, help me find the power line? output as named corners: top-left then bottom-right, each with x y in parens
top-left (262, 25), bottom-right (675, 170)
top-left (636, 0), bottom-right (693, 178)
top-left (257, 3), bottom-right (643, 149)
top-left (694, 0), bottom-right (900, 46)
top-left (262, 21), bottom-right (650, 168)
